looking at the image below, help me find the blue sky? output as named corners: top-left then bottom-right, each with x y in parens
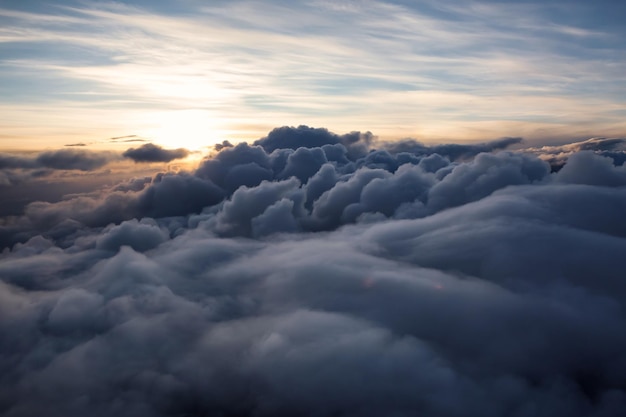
top-left (1, 0), bottom-right (625, 150)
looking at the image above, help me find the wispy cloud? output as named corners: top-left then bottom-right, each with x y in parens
top-left (0, 0), bottom-right (625, 149)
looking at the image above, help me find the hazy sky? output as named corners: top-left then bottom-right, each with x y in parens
top-left (1, 0), bottom-right (625, 150)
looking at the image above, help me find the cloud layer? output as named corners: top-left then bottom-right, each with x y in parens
top-left (1, 126), bottom-right (626, 416)
top-left (0, 149), bottom-right (117, 173)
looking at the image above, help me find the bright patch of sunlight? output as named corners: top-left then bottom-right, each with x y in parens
top-left (145, 109), bottom-right (223, 152)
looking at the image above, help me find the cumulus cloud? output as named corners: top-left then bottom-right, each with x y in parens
top-left (254, 125), bottom-right (373, 160)
top-left (123, 143), bottom-right (190, 163)
top-left (214, 140), bottom-right (234, 151)
top-left (554, 151), bottom-right (626, 186)
top-left (95, 219), bottom-right (169, 252)
top-left (0, 172), bottom-right (224, 249)
top-left (1, 125), bottom-right (626, 416)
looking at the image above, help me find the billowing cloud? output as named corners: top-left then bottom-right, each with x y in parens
top-left (1, 126), bottom-right (626, 416)
top-left (123, 143), bottom-right (190, 163)
top-left (254, 125), bottom-right (373, 159)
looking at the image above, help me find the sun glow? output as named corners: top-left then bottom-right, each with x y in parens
top-left (145, 109), bottom-right (223, 152)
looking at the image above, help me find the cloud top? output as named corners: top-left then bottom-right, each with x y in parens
top-left (1, 126), bottom-right (626, 416)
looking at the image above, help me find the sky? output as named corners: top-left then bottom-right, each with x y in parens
top-left (1, 0), bottom-right (626, 150)
top-left (2, 2), bottom-right (626, 416)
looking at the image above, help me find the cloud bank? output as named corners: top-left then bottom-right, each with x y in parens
top-left (0, 149), bottom-right (121, 188)
top-left (123, 143), bottom-right (190, 163)
top-left (1, 126), bottom-right (626, 416)
top-left (0, 149), bottom-right (117, 173)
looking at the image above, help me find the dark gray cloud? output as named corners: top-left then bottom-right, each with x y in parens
top-left (554, 151), bottom-right (626, 186)
top-left (137, 172), bottom-right (224, 218)
top-left (95, 219), bottom-right (169, 252)
top-left (254, 125), bottom-right (373, 160)
top-left (0, 150), bottom-right (120, 191)
top-left (0, 149), bottom-right (118, 172)
top-left (0, 154), bottom-right (37, 170)
top-left (426, 151), bottom-right (549, 211)
top-left (381, 136), bottom-right (524, 161)
top-left (196, 142), bottom-right (274, 192)
top-left (123, 143), bottom-right (190, 163)
top-left (0, 127), bottom-right (584, 248)
top-left (36, 149), bottom-right (116, 171)
top-left (1, 126), bottom-right (626, 416)
top-left (214, 140), bottom-right (234, 151)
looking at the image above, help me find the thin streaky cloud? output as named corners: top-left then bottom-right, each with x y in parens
top-left (0, 0), bottom-right (624, 149)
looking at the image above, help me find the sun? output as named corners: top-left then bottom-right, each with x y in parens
top-left (145, 109), bottom-right (222, 152)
